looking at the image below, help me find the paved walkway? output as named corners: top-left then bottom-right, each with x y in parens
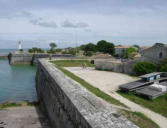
top-left (65, 67), bottom-right (167, 128)
top-left (0, 106), bottom-right (50, 128)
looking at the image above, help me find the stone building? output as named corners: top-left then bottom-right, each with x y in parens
top-left (115, 46), bottom-right (130, 56)
top-left (141, 43), bottom-right (167, 63)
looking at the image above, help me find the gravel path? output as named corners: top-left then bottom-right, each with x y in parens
top-left (65, 67), bottom-right (167, 128)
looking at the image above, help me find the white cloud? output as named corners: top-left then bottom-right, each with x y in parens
top-left (61, 20), bottom-right (89, 28)
top-left (30, 18), bottom-right (58, 28)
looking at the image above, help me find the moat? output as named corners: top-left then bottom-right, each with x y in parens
top-left (0, 59), bottom-right (37, 103)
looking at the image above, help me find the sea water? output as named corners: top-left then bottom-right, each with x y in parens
top-left (0, 50), bottom-right (37, 103)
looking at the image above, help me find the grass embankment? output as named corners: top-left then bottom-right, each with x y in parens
top-left (0, 102), bottom-right (39, 109)
top-left (118, 110), bottom-right (160, 128)
top-left (51, 60), bottom-right (126, 107)
top-left (51, 60), bottom-right (160, 128)
top-left (118, 91), bottom-right (167, 118)
top-left (52, 60), bottom-right (94, 67)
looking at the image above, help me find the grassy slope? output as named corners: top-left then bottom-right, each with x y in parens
top-left (118, 91), bottom-right (167, 118)
top-left (118, 110), bottom-right (160, 128)
top-left (50, 60), bottom-right (160, 128)
top-left (0, 102), bottom-right (39, 108)
top-left (51, 60), bottom-right (94, 67)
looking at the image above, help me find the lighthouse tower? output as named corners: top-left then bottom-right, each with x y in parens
top-left (18, 41), bottom-right (22, 50)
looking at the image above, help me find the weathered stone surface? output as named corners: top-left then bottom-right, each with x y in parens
top-left (36, 59), bottom-right (138, 128)
top-left (95, 59), bottom-right (139, 75)
top-left (8, 53), bottom-right (74, 65)
top-left (0, 106), bottom-right (51, 128)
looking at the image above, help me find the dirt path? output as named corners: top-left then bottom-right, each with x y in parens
top-left (65, 67), bottom-right (167, 128)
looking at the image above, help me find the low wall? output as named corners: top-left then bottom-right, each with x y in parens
top-left (36, 59), bottom-right (138, 128)
top-left (95, 59), bottom-right (140, 75)
top-left (8, 53), bottom-right (74, 65)
top-left (0, 54), bottom-right (8, 59)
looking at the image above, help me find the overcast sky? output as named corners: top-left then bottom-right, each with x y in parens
top-left (0, 0), bottom-right (167, 48)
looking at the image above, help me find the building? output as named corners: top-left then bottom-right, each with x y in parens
top-left (141, 43), bottom-right (167, 63)
top-left (115, 46), bottom-right (130, 56)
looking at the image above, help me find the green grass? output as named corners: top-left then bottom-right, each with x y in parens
top-left (0, 102), bottom-right (39, 108)
top-left (51, 60), bottom-right (126, 107)
top-left (0, 103), bottom-right (22, 108)
top-left (118, 110), bottom-right (160, 128)
top-left (118, 91), bottom-right (167, 118)
top-left (51, 60), bottom-right (94, 67)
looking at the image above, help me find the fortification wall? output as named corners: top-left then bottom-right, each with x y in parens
top-left (8, 53), bottom-right (74, 65)
top-left (95, 59), bottom-right (139, 75)
top-left (0, 54), bottom-right (8, 59)
top-left (36, 59), bottom-right (138, 128)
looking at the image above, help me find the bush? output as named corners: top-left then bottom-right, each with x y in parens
top-left (28, 47), bottom-right (44, 53)
top-left (134, 62), bottom-right (157, 76)
top-left (159, 64), bottom-right (167, 72)
top-left (157, 59), bottom-right (167, 71)
top-left (83, 51), bottom-right (93, 56)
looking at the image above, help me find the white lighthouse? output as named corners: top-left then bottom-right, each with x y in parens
top-left (18, 41), bottom-right (22, 50)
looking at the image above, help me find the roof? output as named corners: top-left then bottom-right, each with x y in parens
top-left (115, 46), bottom-right (131, 49)
top-left (140, 72), bottom-right (161, 78)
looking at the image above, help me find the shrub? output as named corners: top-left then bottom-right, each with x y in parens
top-left (28, 47), bottom-right (44, 53)
top-left (159, 64), bottom-right (167, 72)
top-left (134, 62), bottom-right (157, 76)
top-left (83, 51), bottom-right (93, 56)
top-left (157, 59), bottom-right (167, 71)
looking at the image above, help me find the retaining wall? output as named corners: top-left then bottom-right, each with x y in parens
top-left (95, 59), bottom-right (140, 75)
top-left (0, 54), bottom-right (8, 59)
top-left (36, 59), bottom-right (138, 128)
top-left (8, 53), bottom-right (74, 65)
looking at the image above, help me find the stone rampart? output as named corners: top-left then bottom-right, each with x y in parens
top-left (8, 53), bottom-right (74, 65)
top-left (95, 59), bottom-right (140, 75)
top-left (0, 54), bottom-right (8, 59)
top-left (36, 59), bottom-right (138, 128)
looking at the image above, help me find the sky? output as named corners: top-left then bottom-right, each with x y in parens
top-left (0, 0), bottom-right (167, 48)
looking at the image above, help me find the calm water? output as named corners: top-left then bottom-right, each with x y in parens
top-left (0, 60), bottom-right (37, 103)
top-left (0, 49), bottom-right (18, 54)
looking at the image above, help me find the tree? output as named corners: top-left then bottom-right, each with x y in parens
top-left (28, 47), bottom-right (44, 53)
top-left (49, 42), bottom-right (57, 50)
top-left (134, 62), bottom-right (157, 76)
top-left (84, 43), bottom-right (96, 52)
top-left (83, 51), bottom-right (93, 56)
top-left (126, 47), bottom-right (137, 56)
top-left (133, 44), bottom-right (140, 49)
top-left (96, 40), bottom-right (115, 55)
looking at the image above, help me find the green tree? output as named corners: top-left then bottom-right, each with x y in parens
top-left (49, 42), bottom-right (57, 50)
top-left (96, 40), bottom-right (115, 55)
top-left (83, 51), bottom-right (93, 56)
top-left (159, 64), bottom-right (167, 72)
top-left (28, 47), bottom-right (44, 53)
top-left (127, 47), bottom-right (137, 56)
top-left (84, 43), bottom-right (97, 52)
top-left (134, 62), bottom-right (157, 76)
top-left (133, 44), bottom-right (140, 49)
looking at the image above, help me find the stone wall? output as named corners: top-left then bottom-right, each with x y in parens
top-left (141, 43), bottom-right (167, 63)
top-left (8, 53), bottom-right (74, 65)
top-left (0, 54), bottom-right (8, 59)
top-left (36, 59), bottom-right (138, 128)
top-left (95, 59), bottom-right (139, 75)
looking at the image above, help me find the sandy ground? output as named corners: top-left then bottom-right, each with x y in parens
top-left (0, 106), bottom-right (50, 128)
top-left (64, 67), bottom-right (137, 92)
top-left (65, 67), bottom-right (167, 128)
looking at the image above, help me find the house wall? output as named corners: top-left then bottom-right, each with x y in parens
top-left (141, 43), bottom-right (167, 63)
